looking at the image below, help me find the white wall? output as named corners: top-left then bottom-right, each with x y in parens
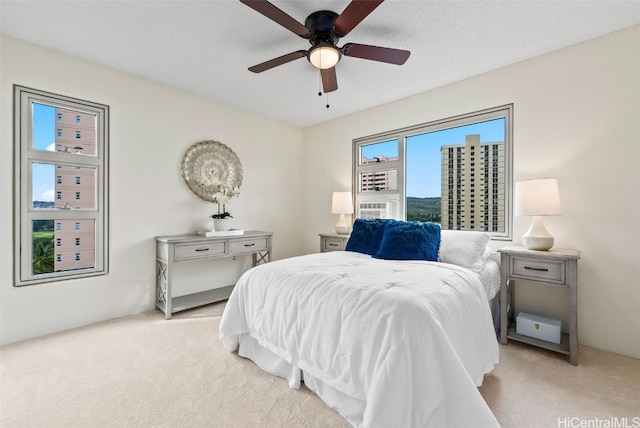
top-left (0, 36), bottom-right (304, 345)
top-left (2, 26), bottom-right (639, 360)
top-left (301, 26), bottom-right (640, 359)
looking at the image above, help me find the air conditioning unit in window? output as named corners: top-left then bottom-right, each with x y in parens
top-left (358, 201), bottom-right (395, 220)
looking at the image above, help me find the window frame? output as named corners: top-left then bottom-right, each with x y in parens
top-left (352, 104), bottom-right (513, 240)
top-left (13, 85), bottom-right (109, 286)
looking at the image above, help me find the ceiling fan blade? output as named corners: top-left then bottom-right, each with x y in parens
top-left (342, 43), bottom-right (410, 65)
top-left (333, 0), bottom-right (384, 37)
top-left (321, 67), bottom-right (338, 93)
top-left (248, 50), bottom-right (307, 73)
top-left (240, 0), bottom-right (309, 37)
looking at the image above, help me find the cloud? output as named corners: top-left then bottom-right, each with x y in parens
top-left (41, 189), bottom-right (55, 202)
top-left (46, 142), bottom-right (56, 151)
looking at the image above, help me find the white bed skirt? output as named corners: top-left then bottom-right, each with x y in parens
top-left (239, 329), bottom-right (501, 427)
top-left (239, 332), bottom-right (367, 426)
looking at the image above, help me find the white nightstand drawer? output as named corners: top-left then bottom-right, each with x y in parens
top-left (229, 237), bottom-right (269, 255)
top-left (511, 257), bottom-right (566, 284)
top-left (324, 238), bottom-right (346, 252)
top-left (319, 233), bottom-right (350, 253)
top-left (175, 242), bottom-right (226, 261)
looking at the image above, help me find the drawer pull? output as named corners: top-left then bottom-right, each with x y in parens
top-left (524, 266), bottom-right (549, 272)
top-left (329, 243), bottom-right (338, 247)
top-left (244, 243), bottom-right (255, 247)
top-left (195, 248), bottom-right (210, 252)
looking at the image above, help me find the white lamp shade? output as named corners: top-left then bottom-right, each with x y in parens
top-left (331, 192), bottom-right (354, 214)
top-left (309, 45), bottom-right (341, 69)
top-left (515, 178), bottom-right (562, 216)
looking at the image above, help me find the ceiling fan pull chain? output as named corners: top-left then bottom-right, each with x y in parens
top-left (326, 93), bottom-right (330, 109)
top-left (318, 73), bottom-right (322, 97)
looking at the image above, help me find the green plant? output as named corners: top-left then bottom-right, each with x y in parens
top-left (32, 238), bottom-right (54, 274)
top-left (211, 211), bottom-right (233, 219)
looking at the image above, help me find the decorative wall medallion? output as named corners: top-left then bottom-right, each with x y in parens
top-left (181, 140), bottom-right (243, 202)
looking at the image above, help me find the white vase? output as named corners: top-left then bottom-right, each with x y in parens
top-left (213, 218), bottom-right (230, 231)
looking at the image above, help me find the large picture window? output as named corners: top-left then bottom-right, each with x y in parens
top-left (353, 105), bottom-right (513, 239)
top-left (14, 86), bottom-right (109, 286)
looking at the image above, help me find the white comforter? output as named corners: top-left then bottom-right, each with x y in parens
top-left (220, 251), bottom-right (500, 428)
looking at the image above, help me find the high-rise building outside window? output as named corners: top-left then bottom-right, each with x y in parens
top-left (353, 105), bottom-right (513, 239)
top-left (14, 85), bottom-right (109, 286)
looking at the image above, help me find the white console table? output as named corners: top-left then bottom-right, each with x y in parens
top-left (155, 231), bottom-right (272, 319)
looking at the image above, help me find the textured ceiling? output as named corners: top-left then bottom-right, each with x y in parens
top-left (1, 0), bottom-right (639, 128)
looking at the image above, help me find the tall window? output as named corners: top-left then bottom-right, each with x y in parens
top-left (353, 105), bottom-right (513, 239)
top-left (14, 85), bottom-right (109, 286)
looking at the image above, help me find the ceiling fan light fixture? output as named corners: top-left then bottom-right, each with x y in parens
top-left (308, 44), bottom-right (341, 69)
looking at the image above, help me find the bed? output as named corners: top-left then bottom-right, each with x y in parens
top-left (219, 220), bottom-right (500, 428)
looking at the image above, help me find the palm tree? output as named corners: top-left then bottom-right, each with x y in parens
top-left (32, 239), bottom-right (54, 274)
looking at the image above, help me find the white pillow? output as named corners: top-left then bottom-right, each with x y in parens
top-left (438, 230), bottom-right (491, 273)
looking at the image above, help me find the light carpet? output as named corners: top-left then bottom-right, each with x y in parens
top-left (1, 301), bottom-right (638, 428)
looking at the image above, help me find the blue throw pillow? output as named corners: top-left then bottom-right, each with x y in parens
top-left (374, 221), bottom-right (441, 261)
top-left (345, 219), bottom-right (395, 256)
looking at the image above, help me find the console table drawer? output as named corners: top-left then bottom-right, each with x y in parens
top-left (175, 242), bottom-right (226, 261)
top-left (511, 257), bottom-right (566, 284)
top-left (229, 237), bottom-right (269, 255)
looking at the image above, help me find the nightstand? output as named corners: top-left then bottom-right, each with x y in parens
top-left (319, 233), bottom-right (350, 253)
top-left (499, 245), bottom-right (580, 365)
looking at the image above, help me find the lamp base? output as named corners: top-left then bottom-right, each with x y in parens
top-left (522, 216), bottom-right (554, 251)
top-left (335, 226), bottom-right (350, 235)
top-left (522, 236), bottom-right (554, 251)
top-left (335, 213), bottom-right (351, 235)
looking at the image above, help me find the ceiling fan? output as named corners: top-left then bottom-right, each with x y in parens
top-left (240, 0), bottom-right (411, 94)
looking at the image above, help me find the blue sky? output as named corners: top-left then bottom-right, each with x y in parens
top-left (362, 118), bottom-right (505, 197)
top-left (34, 103), bottom-right (504, 201)
top-left (32, 103), bottom-right (55, 201)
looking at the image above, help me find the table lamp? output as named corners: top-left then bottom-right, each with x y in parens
top-left (514, 178), bottom-right (562, 251)
top-left (331, 191), bottom-right (354, 235)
